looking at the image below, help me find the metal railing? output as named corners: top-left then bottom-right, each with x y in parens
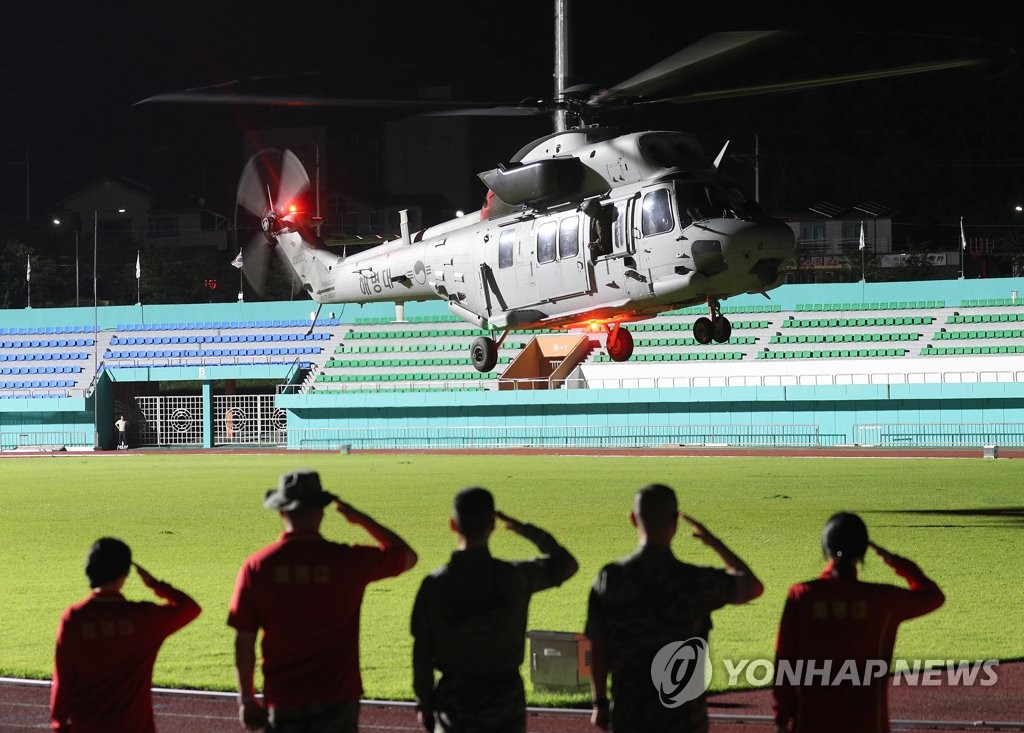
top-left (294, 367), bottom-right (1024, 395)
top-left (0, 431), bottom-right (93, 451)
top-left (292, 423), bottom-right (837, 451)
top-left (853, 423), bottom-right (1024, 447)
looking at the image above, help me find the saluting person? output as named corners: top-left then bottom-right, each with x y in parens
top-left (229, 469), bottom-right (417, 733)
top-left (411, 486), bottom-right (578, 733)
top-left (51, 538), bottom-right (201, 733)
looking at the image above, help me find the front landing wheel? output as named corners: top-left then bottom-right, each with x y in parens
top-left (693, 317), bottom-right (713, 345)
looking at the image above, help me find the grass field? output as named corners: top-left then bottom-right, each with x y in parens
top-left (1, 453), bottom-right (1021, 704)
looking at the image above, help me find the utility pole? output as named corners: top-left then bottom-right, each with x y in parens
top-left (553, 0), bottom-right (570, 132)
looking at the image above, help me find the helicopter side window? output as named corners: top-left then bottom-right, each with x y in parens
top-left (641, 188), bottom-right (674, 236)
top-left (559, 216), bottom-right (579, 258)
top-left (613, 201), bottom-right (627, 250)
top-left (537, 221), bottom-right (557, 264)
top-left (498, 229), bottom-right (515, 269)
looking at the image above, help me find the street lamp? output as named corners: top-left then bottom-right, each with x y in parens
top-left (93, 208), bottom-right (127, 308)
top-left (53, 218), bottom-right (80, 307)
top-left (89, 207), bottom-right (126, 451)
top-left (92, 208), bottom-right (127, 373)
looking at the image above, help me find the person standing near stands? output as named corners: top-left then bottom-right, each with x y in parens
top-left (229, 469), bottom-right (417, 733)
top-left (586, 483), bottom-right (764, 732)
top-left (115, 415), bottom-right (128, 449)
top-left (773, 512), bottom-right (945, 733)
top-left (411, 486), bottom-right (579, 733)
top-left (50, 537), bottom-right (201, 733)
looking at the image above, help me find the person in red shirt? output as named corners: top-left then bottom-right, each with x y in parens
top-left (50, 537), bottom-right (201, 733)
top-left (773, 512), bottom-right (945, 733)
top-left (228, 469), bottom-right (417, 733)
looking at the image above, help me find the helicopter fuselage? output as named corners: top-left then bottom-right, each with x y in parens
top-left (277, 128), bottom-right (796, 341)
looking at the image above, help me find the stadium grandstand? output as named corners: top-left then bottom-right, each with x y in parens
top-left (1, 276), bottom-right (1022, 452)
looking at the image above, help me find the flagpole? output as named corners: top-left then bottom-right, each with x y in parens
top-left (233, 248), bottom-right (244, 302)
top-left (859, 220), bottom-right (866, 283)
top-left (26, 256), bottom-right (31, 309)
top-left (136, 250), bottom-right (141, 305)
top-left (959, 216), bottom-right (967, 280)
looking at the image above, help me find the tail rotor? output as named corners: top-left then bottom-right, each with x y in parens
top-left (234, 148), bottom-right (317, 297)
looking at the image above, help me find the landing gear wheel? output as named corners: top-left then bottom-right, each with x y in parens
top-left (607, 326), bottom-right (634, 362)
top-left (693, 317), bottom-right (714, 345)
top-left (470, 336), bottom-right (498, 372)
top-left (712, 316), bottom-right (732, 343)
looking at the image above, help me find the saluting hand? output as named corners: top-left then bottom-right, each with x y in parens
top-left (681, 514), bottom-right (721, 547)
top-left (869, 541), bottom-right (906, 567)
top-left (133, 563), bottom-right (160, 590)
top-left (495, 509), bottom-right (529, 537)
top-left (335, 499), bottom-right (365, 523)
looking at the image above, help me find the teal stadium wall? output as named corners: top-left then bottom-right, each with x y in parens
top-left (283, 276), bottom-right (1024, 449)
top-left (2, 277), bottom-right (1024, 450)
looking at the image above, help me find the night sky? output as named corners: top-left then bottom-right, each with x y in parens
top-left (5, 1), bottom-right (1024, 224)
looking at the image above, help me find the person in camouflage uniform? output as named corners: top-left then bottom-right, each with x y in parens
top-left (586, 483), bottom-right (764, 733)
top-left (411, 486), bottom-right (578, 733)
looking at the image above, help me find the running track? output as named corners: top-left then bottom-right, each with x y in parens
top-left (4, 662), bottom-right (1023, 732)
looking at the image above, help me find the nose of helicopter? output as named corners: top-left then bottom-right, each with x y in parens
top-left (720, 219), bottom-right (797, 286)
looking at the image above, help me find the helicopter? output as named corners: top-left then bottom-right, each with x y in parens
top-left (145, 30), bottom-right (990, 372)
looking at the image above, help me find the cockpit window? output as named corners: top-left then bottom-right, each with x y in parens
top-left (641, 188), bottom-right (674, 236)
top-left (676, 181), bottom-right (767, 226)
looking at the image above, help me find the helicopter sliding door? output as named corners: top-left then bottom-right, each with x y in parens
top-left (535, 214), bottom-right (590, 302)
top-left (484, 224), bottom-right (539, 313)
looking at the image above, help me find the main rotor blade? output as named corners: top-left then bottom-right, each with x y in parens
top-left (644, 57), bottom-right (987, 106)
top-left (424, 104), bottom-right (549, 117)
top-left (591, 31), bottom-right (786, 106)
top-left (136, 91), bottom-right (503, 110)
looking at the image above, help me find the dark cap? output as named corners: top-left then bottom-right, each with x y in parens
top-left (821, 512), bottom-right (869, 562)
top-left (86, 537), bottom-right (132, 587)
top-left (264, 470), bottom-right (338, 511)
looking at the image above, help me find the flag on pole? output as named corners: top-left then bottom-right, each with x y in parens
top-left (26, 256), bottom-right (30, 282)
top-left (231, 250), bottom-right (244, 269)
top-left (858, 221), bottom-right (865, 251)
top-left (960, 216), bottom-right (967, 251)
top-left (135, 251), bottom-right (141, 280)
